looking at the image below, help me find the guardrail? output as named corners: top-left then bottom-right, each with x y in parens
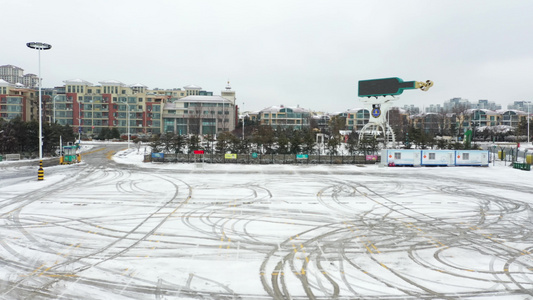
top-left (146, 153), bottom-right (380, 165)
top-left (4, 154), bottom-right (21, 161)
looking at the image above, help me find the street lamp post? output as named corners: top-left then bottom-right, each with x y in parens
top-left (78, 99), bottom-right (83, 143)
top-left (241, 102), bottom-right (245, 140)
top-left (125, 102), bottom-right (130, 149)
top-left (526, 101), bottom-right (531, 145)
top-left (53, 94), bottom-right (60, 124)
top-left (27, 42), bottom-right (52, 181)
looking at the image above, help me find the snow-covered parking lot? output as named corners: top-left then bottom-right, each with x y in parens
top-left (1, 145), bottom-right (532, 299)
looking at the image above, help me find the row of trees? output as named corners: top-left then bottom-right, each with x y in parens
top-left (3, 111), bottom-right (522, 158)
top-left (149, 125), bottom-right (381, 156)
top-left (387, 107), bottom-right (532, 144)
top-left (148, 124), bottom-right (483, 157)
top-left (0, 116), bottom-right (76, 155)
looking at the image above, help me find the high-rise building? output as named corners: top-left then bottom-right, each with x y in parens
top-left (508, 100), bottom-right (533, 113)
top-left (474, 99), bottom-right (501, 110)
top-left (22, 73), bottom-right (39, 88)
top-left (0, 65), bottom-right (24, 85)
top-left (443, 97), bottom-right (471, 112)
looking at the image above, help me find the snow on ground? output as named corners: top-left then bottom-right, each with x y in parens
top-left (1, 143), bottom-right (532, 299)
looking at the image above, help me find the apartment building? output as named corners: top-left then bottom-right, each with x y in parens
top-left (468, 109), bottom-right (502, 127)
top-left (0, 79), bottom-right (38, 121)
top-left (58, 79), bottom-right (174, 136)
top-left (500, 110), bottom-right (527, 128)
top-left (162, 84), bottom-right (236, 135)
top-left (345, 108), bottom-right (370, 131)
top-left (258, 105), bottom-right (311, 130)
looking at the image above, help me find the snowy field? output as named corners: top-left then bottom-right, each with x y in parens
top-left (1, 144), bottom-right (532, 299)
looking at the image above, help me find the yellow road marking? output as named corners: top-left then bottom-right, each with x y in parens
top-left (29, 264), bottom-right (45, 276)
top-left (38, 265), bottom-right (53, 276)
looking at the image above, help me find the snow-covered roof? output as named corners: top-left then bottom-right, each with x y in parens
top-left (466, 108), bottom-right (497, 114)
top-left (98, 80), bottom-right (125, 86)
top-left (176, 95), bottom-right (231, 103)
top-left (0, 79), bottom-right (10, 87)
top-left (259, 105), bottom-right (310, 113)
top-left (130, 83), bottom-right (147, 88)
top-left (346, 108), bottom-right (368, 113)
top-left (64, 79), bottom-right (93, 86)
top-left (0, 64), bottom-right (23, 70)
top-left (183, 85), bottom-right (202, 90)
top-left (498, 109), bottom-right (527, 115)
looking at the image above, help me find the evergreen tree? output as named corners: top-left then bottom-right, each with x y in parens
top-left (327, 136), bottom-right (340, 155)
top-left (346, 131), bottom-right (358, 155)
top-left (289, 130), bottom-right (302, 154)
top-left (98, 127), bottom-right (111, 140)
top-left (277, 131), bottom-right (289, 154)
top-left (110, 127), bottom-right (121, 139)
top-left (301, 129), bottom-right (316, 154)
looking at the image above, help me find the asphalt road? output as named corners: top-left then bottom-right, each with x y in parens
top-left (1, 144), bottom-right (532, 299)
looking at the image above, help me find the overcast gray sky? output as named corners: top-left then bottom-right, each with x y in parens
top-left (3, 0), bottom-right (532, 112)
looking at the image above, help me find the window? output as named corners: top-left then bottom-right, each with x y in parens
top-left (429, 153), bottom-right (435, 160)
top-left (463, 153), bottom-right (469, 160)
top-left (394, 153), bottom-right (401, 159)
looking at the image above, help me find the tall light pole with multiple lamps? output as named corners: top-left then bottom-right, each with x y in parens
top-left (26, 42), bottom-right (52, 181)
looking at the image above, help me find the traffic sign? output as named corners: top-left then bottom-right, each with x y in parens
top-left (371, 104), bottom-right (381, 118)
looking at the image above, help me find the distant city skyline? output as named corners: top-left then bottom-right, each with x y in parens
top-left (2, 62), bottom-right (532, 115)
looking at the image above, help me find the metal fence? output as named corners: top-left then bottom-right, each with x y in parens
top-left (146, 153), bottom-right (380, 165)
